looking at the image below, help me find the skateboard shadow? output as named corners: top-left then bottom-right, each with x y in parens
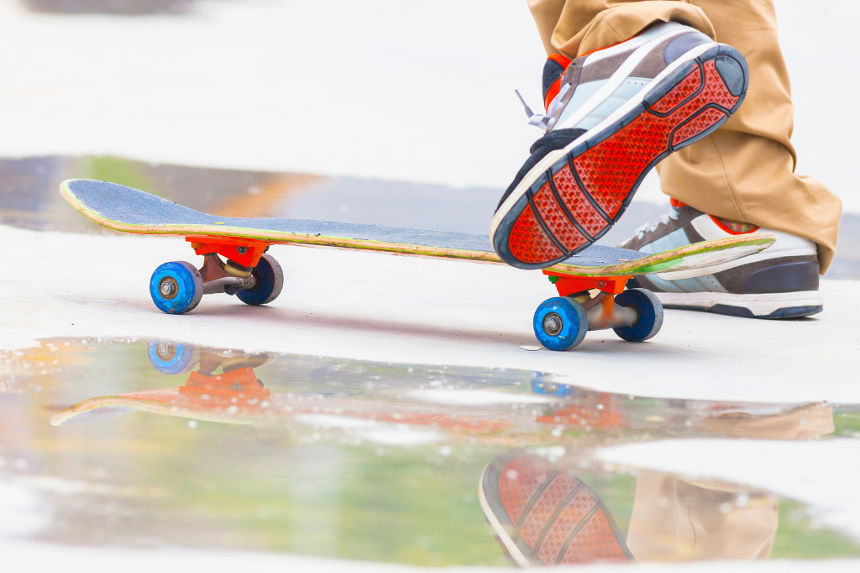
top-left (192, 303), bottom-right (701, 359)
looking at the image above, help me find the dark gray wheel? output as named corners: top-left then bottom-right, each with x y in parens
top-left (237, 254), bottom-right (284, 306)
top-left (613, 288), bottom-right (664, 342)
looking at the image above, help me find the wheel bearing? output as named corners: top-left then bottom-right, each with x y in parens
top-left (159, 277), bottom-right (179, 300)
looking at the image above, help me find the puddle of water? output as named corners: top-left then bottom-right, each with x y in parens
top-left (0, 338), bottom-right (858, 565)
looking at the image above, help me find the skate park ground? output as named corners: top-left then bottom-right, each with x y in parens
top-left (1, 1), bottom-right (859, 571)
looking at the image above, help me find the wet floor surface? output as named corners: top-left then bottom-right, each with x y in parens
top-left (1, 338), bottom-right (858, 566)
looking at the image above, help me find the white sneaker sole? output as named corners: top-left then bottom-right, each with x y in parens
top-left (656, 290), bottom-right (823, 319)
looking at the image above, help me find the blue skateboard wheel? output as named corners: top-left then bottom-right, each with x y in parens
top-left (533, 296), bottom-right (588, 351)
top-left (149, 261), bottom-right (203, 314)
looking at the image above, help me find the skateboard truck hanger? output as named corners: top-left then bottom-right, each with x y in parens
top-left (198, 254), bottom-right (256, 295)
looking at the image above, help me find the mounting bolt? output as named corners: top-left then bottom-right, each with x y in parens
top-left (237, 246), bottom-right (248, 254)
top-left (159, 278), bottom-right (178, 299)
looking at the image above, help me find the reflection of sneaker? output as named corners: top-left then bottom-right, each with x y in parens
top-left (490, 22), bottom-right (748, 269)
top-left (479, 453), bottom-right (631, 566)
top-left (621, 199), bottom-right (822, 318)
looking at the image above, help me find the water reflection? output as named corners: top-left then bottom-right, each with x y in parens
top-left (478, 390), bottom-right (836, 565)
top-left (480, 448), bottom-right (809, 565)
top-left (1, 338), bottom-right (858, 564)
top-left (51, 341), bottom-right (836, 446)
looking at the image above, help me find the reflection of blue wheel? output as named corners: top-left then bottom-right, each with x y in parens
top-left (613, 288), bottom-right (664, 342)
top-left (533, 297), bottom-right (588, 351)
top-left (531, 377), bottom-right (574, 397)
top-left (147, 341), bottom-right (199, 375)
top-left (149, 261), bottom-right (203, 314)
top-left (237, 254), bottom-right (284, 306)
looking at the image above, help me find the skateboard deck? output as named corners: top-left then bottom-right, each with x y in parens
top-left (59, 179), bottom-right (776, 350)
top-left (60, 179), bottom-right (772, 277)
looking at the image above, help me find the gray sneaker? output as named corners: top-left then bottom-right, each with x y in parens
top-left (620, 199), bottom-right (822, 318)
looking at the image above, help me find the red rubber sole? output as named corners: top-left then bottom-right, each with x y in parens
top-left (504, 57), bottom-right (744, 267)
top-left (493, 456), bottom-right (630, 564)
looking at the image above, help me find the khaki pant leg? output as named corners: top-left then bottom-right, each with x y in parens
top-left (527, 0), bottom-right (714, 57)
top-left (527, 0), bottom-right (843, 272)
top-left (658, 0), bottom-right (842, 272)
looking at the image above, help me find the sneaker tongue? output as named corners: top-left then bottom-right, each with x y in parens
top-left (542, 55), bottom-right (570, 110)
top-left (529, 129), bottom-right (586, 154)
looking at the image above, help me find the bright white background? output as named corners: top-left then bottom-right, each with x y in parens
top-left (0, 0), bottom-right (856, 210)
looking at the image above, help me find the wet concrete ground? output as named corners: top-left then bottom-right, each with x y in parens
top-left (2, 337), bottom-right (859, 566)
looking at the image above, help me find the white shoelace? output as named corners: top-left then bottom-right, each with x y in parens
top-left (634, 206), bottom-right (679, 239)
top-left (515, 84), bottom-right (572, 132)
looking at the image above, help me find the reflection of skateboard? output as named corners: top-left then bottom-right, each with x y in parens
top-left (60, 179), bottom-right (775, 350)
top-left (51, 342), bottom-right (512, 433)
top-left (53, 342), bottom-right (823, 442)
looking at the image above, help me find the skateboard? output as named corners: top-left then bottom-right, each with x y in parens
top-left (59, 179), bottom-right (775, 350)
